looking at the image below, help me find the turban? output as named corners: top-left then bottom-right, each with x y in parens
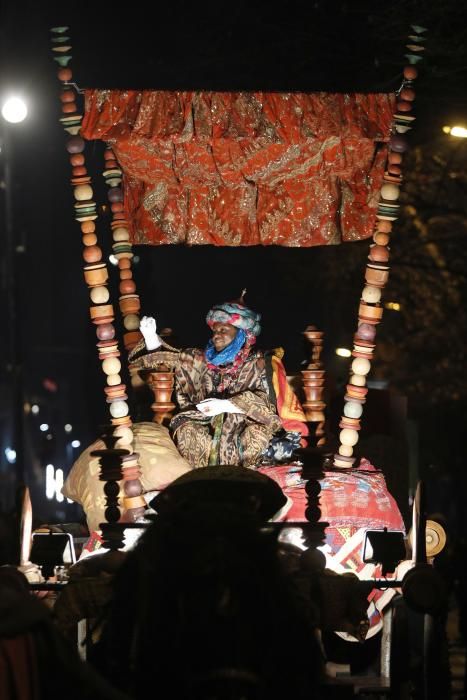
top-left (206, 302), bottom-right (261, 338)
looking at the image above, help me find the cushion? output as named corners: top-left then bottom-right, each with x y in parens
top-left (62, 422), bottom-right (192, 533)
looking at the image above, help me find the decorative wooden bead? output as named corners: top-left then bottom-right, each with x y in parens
top-left (100, 345), bottom-right (120, 361)
top-left (344, 401), bottom-right (363, 419)
top-left (102, 357), bottom-right (121, 375)
top-left (74, 184), bottom-right (93, 201)
top-left (81, 220), bottom-right (96, 234)
top-left (72, 166), bottom-right (87, 177)
top-left (123, 331), bottom-right (142, 349)
top-left (109, 400), bottom-right (129, 418)
top-left (380, 184), bottom-right (400, 201)
top-left (356, 323), bottom-right (376, 341)
top-left (338, 444), bottom-right (353, 457)
top-left (123, 314), bottom-right (140, 331)
top-left (111, 202), bottom-right (124, 213)
top-left (113, 426), bottom-right (134, 446)
top-left (70, 153), bottom-right (85, 166)
top-left (374, 232), bottom-right (390, 246)
top-left (82, 233), bottom-right (97, 246)
top-left (396, 100), bottom-right (412, 112)
top-left (119, 294), bottom-right (140, 314)
top-left (123, 496), bottom-right (146, 510)
top-left (108, 187), bottom-right (123, 202)
top-left (123, 481), bottom-right (144, 498)
top-left (369, 245), bottom-right (390, 263)
top-left (107, 374), bottom-right (121, 386)
top-left (365, 266), bottom-right (389, 287)
top-left (120, 269), bottom-right (133, 280)
top-left (83, 264), bottom-right (108, 287)
top-left (350, 373), bottom-right (367, 386)
top-left (389, 134), bottom-right (409, 153)
top-left (403, 65), bottom-right (418, 80)
top-left (375, 220), bottom-right (392, 232)
top-left (62, 102), bottom-right (77, 114)
top-left (90, 286), bottom-right (109, 304)
top-left (113, 227), bottom-right (130, 241)
top-left (362, 285), bottom-right (382, 304)
top-left (339, 428), bottom-right (359, 447)
top-left (359, 301), bottom-right (383, 321)
top-left (118, 258), bottom-right (131, 270)
top-left (90, 304), bottom-right (113, 323)
top-left (351, 357), bottom-right (371, 375)
top-left (353, 345), bottom-right (374, 359)
top-left (96, 323), bottom-right (115, 341)
top-left (119, 279), bottom-right (136, 295)
top-left (82, 245), bottom-right (102, 263)
top-left (57, 67), bottom-right (72, 81)
top-left (104, 148), bottom-right (115, 160)
top-left (400, 87), bottom-right (415, 101)
top-left (60, 90), bottom-right (75, 103)
top-left (66, 136), bottom-right (85, 153)
top-left (388, 164), bottom-right (402, 176)
top-left (340, 417), bottom-right (361, 430)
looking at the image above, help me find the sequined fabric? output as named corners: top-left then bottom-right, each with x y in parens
top-left (170, 347), bottom-right (282, 467)
top-left (82, 90), bottom-right (395, 246)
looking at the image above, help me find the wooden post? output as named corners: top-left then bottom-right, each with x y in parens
top-left (301, 325), bottom-right (326, 446)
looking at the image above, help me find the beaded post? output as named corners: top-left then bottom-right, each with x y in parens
top-left (50, 27), bottom-right (146, 537)
top-left (333, 25), bottom-right (427, 469)
top-left (101, 146), bottom-right (143, 352)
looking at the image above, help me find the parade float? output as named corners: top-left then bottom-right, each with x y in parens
top-left (21, 22), bottom-right (449, 697)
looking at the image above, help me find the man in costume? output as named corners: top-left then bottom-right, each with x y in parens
top-left (140, 297), bottom-right (282, 468)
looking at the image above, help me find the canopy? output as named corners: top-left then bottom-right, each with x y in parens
top-left (82, 90), bottom-right (395, 247)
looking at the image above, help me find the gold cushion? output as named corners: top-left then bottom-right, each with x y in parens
top-left (62, 422), bottom-right (192, 533)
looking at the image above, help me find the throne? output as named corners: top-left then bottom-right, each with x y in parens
top-left (127, 324), bottom-right (326, 446)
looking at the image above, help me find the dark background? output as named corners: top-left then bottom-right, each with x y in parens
top-left (1, 0), bottom-right (466, 525)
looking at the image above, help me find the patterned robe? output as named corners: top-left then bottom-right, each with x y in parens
top-left (170, 348), bottom-right (282, 468)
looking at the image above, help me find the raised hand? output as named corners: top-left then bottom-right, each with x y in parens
top-left (139, 316), bottom-right (161, 351)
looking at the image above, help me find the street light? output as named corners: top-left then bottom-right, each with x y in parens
top-left (442, 125), bottom-right (467, 139)
top-left (1, 96), bottom-right (28, 124)
top-left (1, 92), bottom-right (28, 492)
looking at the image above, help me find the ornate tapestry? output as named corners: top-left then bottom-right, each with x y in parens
top-left (82, 90), bottom-right (395, 247)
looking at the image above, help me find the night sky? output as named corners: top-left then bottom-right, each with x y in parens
top-left (1, 0), bottom-right (467, 521)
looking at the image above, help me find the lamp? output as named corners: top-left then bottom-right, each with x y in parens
top-left (1, 96), bottom-right (28, 124)
top-left (1, 91), bottom-right (29, 493)
top-left (362, 528), bottom-right (406, 575)
top-left (442, 125), bottom-right (467, 138)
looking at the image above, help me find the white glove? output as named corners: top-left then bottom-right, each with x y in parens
top-left (196, 398), bottom-right (245, 417)
top-left (139, 316), bottom-right (162, 351)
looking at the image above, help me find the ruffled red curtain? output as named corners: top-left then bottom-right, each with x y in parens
top-left (81, 90), bottom-right (395, 246)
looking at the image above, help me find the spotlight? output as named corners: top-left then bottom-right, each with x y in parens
top-left (363, 528), bottom-right (406, 576)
